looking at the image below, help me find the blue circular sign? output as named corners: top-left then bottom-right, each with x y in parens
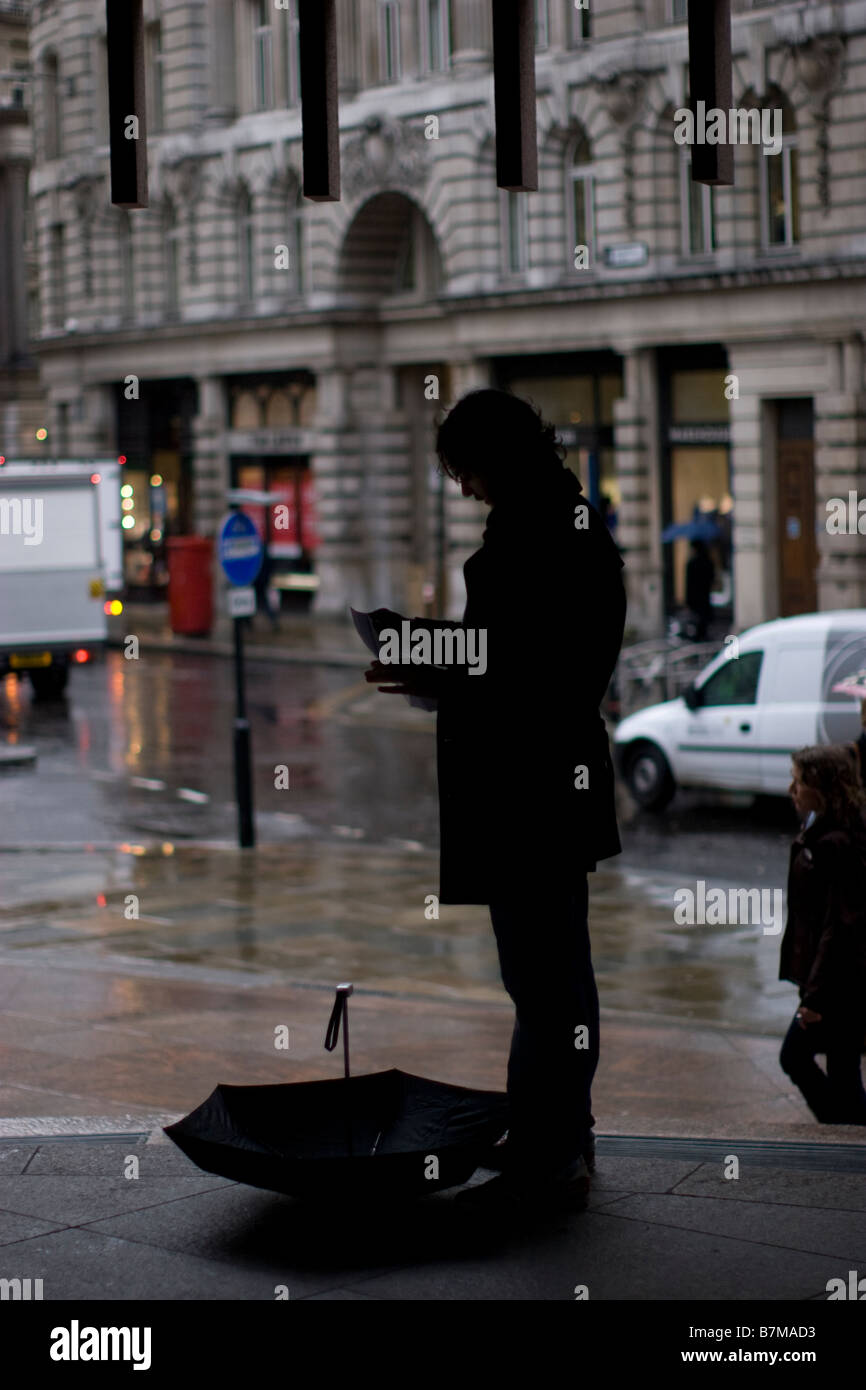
top-left (219, 511), bottom-right (264, 586)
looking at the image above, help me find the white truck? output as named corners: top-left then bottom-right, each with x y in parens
top-left (0, 460), bottom-right (123, 698)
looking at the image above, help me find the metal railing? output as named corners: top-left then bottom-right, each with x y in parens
top-left (615, 637), bottom-right (721, 718)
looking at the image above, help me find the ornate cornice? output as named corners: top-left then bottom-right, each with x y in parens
top-left (342, 115), bottom-right (431, 200)
top-left (788, 33), bottom-right (845, 101)
top-left (592, 68), bottom-right (648, 129)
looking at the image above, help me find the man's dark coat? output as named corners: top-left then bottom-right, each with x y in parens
top-left (431, 466), bottom-right (626, 905)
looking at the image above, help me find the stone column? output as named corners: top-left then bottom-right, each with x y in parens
top-left (190, 376), bottom-right (228, 623)
top-left (5, 161), bottom-right (29, 360)
top-left (309, 366), bottom-right (362, 615)
top-left (613, 348), bottom-right (663, 637)
top-left (726, 357), bottom-right (769, 630)
top-left (815, 337), bottom-right (866, 612)
top-left (191, 376), bottom-right (228, 536)
top-left (74, 384), bottom-right (115, 456)
top-left (352, 363), bottom-right (412, 610)
top-left (204, 0), bottom-right (236, 124)
top-left (440, 359), bottom-right (491, 619)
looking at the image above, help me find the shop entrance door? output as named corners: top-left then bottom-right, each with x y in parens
top-left (776, 401), bottom-right (816, 617)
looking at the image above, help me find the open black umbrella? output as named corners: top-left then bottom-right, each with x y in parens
top-left (164, 984), bottom-right (509, 1201)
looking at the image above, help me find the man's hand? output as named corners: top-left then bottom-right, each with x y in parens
top-left (363, 659), bottom-right (440, 697)
top-left (796, 1006), bottom-right (822, 1028)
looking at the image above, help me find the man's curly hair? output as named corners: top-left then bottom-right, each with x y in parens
top-left (435, 388), bottom-right (569, 494)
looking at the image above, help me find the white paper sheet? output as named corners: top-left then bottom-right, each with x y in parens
top-left (350, 608), bottom-right (438, 711)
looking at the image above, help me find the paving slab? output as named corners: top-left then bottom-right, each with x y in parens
top-left (674, 1162), bottom-right (866, 1212)
top-left (595, 1191), bottom-right (866, 1264)
top-left (83, 1185), bottom-right (454, 1297)
top-left (0, 1226), bottom-right (289, 1300)
top-left (0, 1173), bottom-right (234, 1226)
top-left (21, 1140), bottom-right (205, 1177)
top-left (335, 1201), bottom-right (848, 1302)
top-left (0, 1208), bottom-right (60, 1247)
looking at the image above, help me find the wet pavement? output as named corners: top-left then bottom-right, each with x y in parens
top-left (0, 644), bottom-right (859, 1148)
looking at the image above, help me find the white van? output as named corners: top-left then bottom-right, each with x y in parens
top-left (614, 612), bottom-right (866, 809)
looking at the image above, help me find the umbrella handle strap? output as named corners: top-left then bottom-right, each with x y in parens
top-left (324, 988), bottom-right (351, 1077)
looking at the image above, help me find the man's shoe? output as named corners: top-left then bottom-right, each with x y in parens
top-left (479, 1130), bottom-right (596, 1174)
top-left (456, 1156), bottom-right (591, 1214)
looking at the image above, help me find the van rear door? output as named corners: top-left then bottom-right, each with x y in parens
top-left (818, 625), bottom-right (866, 746)
top-left (0, 477), bottom-right (106, 649)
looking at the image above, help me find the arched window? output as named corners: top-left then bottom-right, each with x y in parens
top-left (163, 200), bottom-right (180, 314)
top-left (285, 0), bottom-right (301, 105)
top-left (237, 187), bottom-right (255, 302)
top-left (233, 390), bottom-right (260, 428)
top-left (49, 223), bottom-right (65, 330)
top-left (760, 95), bottom-right (799, 249)
top-left (568, 130), bottom-right (594, 268)
top-left (146, 19), bottom-right (165, 132)
top-left (422, 0), bottom-right (451, 74)
top-left (680, 148), bottom-right (715, 255)
top-left (571, 3), bottom-right (591, 43)
top-left (379, 1), bottom-right (402, 83)
top-left (42, 52), bottom-right (61, 159)
top-left (252, 0), bottom-right (274, 110)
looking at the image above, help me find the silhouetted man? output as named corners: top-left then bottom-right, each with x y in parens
top-left (366, 388), bottom-right (626, 1214)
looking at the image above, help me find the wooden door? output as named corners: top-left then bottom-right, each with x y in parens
top-left (777, 440), bottom-right (817, 616)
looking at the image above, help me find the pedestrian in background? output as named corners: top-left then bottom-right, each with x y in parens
top-left (365, 388), bottom-right (627, 1213)
top-left (685, 538), bottom-right (715, 641)
top-left (779, 745), bottom-right (866, 1124)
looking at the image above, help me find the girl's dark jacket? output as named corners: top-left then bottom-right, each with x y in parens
top-left (779, 809), bottom-right (866, 1014)
top-left (426, 466), bottom-right (626, 905)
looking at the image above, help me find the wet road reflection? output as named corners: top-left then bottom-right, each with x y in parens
top-left (0, 652), bottom-right (802, 1035)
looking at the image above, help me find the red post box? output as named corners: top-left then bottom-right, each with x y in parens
top-left (166, 536), bottom-right (214, 636)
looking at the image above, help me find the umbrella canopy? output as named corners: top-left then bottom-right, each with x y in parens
top-left (832, 673), bottom-right (866, 700)
top-left (164, 1069), bottom-right (509, 1201)
top-left (661, 518), bottom-right (721, 543)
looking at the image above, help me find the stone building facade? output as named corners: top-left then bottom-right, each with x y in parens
top-left (27, 0), bottom-right (866, 630)
top-left (0, 0), bottom-right (46, 461)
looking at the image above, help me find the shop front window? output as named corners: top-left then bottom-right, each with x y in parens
top-left (667, 367), bottom-right (732, 615)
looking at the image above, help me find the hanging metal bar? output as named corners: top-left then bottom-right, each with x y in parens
top-left (106, 0), bottom-right (148, 208)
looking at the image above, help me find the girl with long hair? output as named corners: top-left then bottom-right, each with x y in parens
top-left (779, 744), bottom-right (866, 1124)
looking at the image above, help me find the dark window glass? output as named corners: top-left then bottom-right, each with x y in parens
top-left (699, 651), bottom-right (763, 707)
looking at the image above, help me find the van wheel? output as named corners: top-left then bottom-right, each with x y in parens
top-left (28, 667), bottom-right (68, 701)
top-left (625, 742), bottom-right (675, 811)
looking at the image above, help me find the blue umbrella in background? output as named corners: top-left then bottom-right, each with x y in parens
top-left (662, 516), bottom-right (722, 544)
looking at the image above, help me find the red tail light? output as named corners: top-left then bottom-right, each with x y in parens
top-left (73, 649), bottom-right (90, 664)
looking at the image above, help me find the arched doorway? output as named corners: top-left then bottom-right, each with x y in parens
top-left (337, 192), bottom-right (442, 302)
